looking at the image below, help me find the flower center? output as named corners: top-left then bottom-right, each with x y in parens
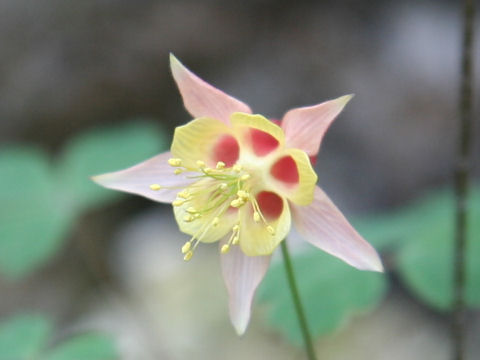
top-left (150, 158), bottom-right (279, 261)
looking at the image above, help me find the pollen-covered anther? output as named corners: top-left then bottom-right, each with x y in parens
top-left (149, 184), bottom-right (162, 191)
top-left (172, 199), bottom-right (185, 206)
top-left (183, 250), bottom-right (194, 261)
top-left (230, 198), bottom-right (245, 208)
top-left (266, 226), bottom-right (275, 235)
top-left (183, 214), bottom-right (194, 222)
top-left (237, 190), bottom-right (249, 200)
top-left (233, 164), bottom-right (242, 172)
top-left (240, 174), bottom-right (251, 181)
top-left (168, 158), bottom-right (182, 167)
top-left (232, 236), bottom-right (239, 245)
top-left (216, 161), bottom-right (226, 169)
top-left (218, 183), bottom-right (228, 191)
top-left (174, 169), bottom-right (183, 175)
top-left (221, 244), bottom-right (230, 254)
top-left (178, 190), bottom-right (190, 199)
top-left (186, 207), bottom-right (197, 214)
top-left (181, 241), bottom-right (192, 254)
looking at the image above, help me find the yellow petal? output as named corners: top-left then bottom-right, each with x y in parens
top-left (238, 198), bottom-right (291, 256)
top-left (268, 148), bottom-right (317, 205)
top-left (171, 117), bottom-right (235, 169)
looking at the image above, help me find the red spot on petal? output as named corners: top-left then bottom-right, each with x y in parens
top-left (270, 118), bottom-right (281, 126)
top-left (250, 128), bottom-right (279, 156)
top-left (270, 156), bottom-right (299, 184)
top-left (309, 155), bottom-right (317, 166)
top-left (257, 191), bottom-right (283, 220)
top-left (212, 135), bottom-right (239, 167)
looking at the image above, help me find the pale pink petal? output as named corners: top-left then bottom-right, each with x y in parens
top-left (220, 240), bottom-right (271, 335)
top-left (281, 95), bottom-right (353, 156)
top-left (92, 151), bottom-right (194, 203)
top-left (292, 186), bottom-right (383, 272)
top-left (170, 54), bottom-right (252, 124)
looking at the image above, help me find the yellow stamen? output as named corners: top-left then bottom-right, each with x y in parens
top-left (196, 160), bottom-right (206, 168)
top-left (253, 212), bottom-right (260, 222)
top-left (168, 158), bottom-right (182, 167)
top-left (186, 207), bottom-right (197, 214)
top-left (232, 236), bottom-right (239, 245)
top-left (233, 164), bottom-right (242, 172)
top-left (184, 251), bottom-right (193, 261)
top-left (216, 161), bottom-right (226, 169)
top-left (240, 174), bottom-right (250, 181)
top-left (183, 214), bottom-right (194, 222)
top-left (181, 241), bottom-right (191, 253)
top-left (219, 183), bottom-right (228, 191)
top-left (221, 244), bottom-right (230, 254)
top-left (172, 199), bottom-right (185, 206)
top-left (149, 184), bottom-right (161, 191)
top-left (178, 190), bottom-right (190, 199)
top-left (267, 226), bottom-right (275, 235)
top-left (212, 217), bottom-right (220, 227)
top-left (174, 168), bottom-right (182, 175)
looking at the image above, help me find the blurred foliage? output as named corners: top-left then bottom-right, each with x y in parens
top-left (258, 250), bottom-right (387, 345)
top-left (260, 184), bottom-right (479, 343)
top-left (0, 120), bottom-right (167, 279)
top-left (0, 313), bottom-right (117, 360)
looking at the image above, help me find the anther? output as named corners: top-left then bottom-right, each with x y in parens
top-left (216, 161), bottom-right (226, 169)
top-left (212, 217), bottom-right (220, 227)
top-left (186, 207), bottom-right (197, 214)
top-left (233, 164), bottom-right (242, 172)
top-left (183, 251), bottom-right (193, 261)
top-left (196, 160), bottom-right (206, 168)
top-left (178, 190), bottom-right (190, 199)
top-left (266, 226), bottom-right (275, 235)
top-left (168, 158), bottom-right (182, 167)
top-left (253, 212), bottom-right (260, 222)
top-left (149, 184), bottom-right (162, 191)
top-left (219, 183), bottom-right (228, 190)
top-left (183, 214), bottom-right (194, 222)
top-left (232, 236), bottom-right (239, 245)
top-left (221, 244), bottom-right (230, 254)
top-left (230, 199), bottom-right (242, 207)
top-left (174, 169), bottom-right (182, 175)
top-left (181, 241), bottom-right (192, 253)
top-left (232, 224), bottom-right (240, 232)
top-left (172, 199), bottom-right (185, 206)
top-left (240, 174), bottom-right (251, 181)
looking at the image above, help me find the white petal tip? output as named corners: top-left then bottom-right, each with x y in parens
top-left (339, 94), bottom-right (354, 105)
top-left (233, 320), bottom-right (248, 336)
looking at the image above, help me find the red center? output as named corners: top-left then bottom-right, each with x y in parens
top-left (212, 135), bottom-right (240, 167)
top-left (256, 191), bottom-right (283, 220)
top-left (270, 156), bottom-right (299, 184)
top-left (250, 128), bottom-right (279, 156)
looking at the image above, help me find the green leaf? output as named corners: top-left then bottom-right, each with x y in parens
top-left (396, 186), bottom-right (480, 309)
top-left (0, 147), bottom-right (73, 279)
top-left (0, 313), bottom-right (52, 360)
top-left (42, 333), bottom-right (117, 360)
top-left (258, 247), bottom-right (387, 344)
top-left (56, 120), bottom-right (167, 212)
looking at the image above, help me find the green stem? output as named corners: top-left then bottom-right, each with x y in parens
top-left (453, 0), bottom-right (475, 359)
top-left (280, 240), bottom-right (317, 360)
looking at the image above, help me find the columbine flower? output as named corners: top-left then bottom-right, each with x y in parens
top-left (93, 54), bottom-right (383, 335)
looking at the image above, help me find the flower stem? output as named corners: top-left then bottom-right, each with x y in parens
top-left (452, 0), bottom-right (475, 358)
top-left (280, 240), bottom-right (317, 360)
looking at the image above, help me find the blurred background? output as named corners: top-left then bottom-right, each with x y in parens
top-left (0, 0), bottom-right (479, 359)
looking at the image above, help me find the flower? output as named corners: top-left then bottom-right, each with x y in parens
top-left (93, 54), bottom-right (383, 335)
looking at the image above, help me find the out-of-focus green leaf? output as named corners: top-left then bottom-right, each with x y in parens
top-left (396, 186), bottom-right (480, 309)
top-left (42, 333), bottom-right (117, 360)
top-left (0, 147), bottom-right (73, 279)
top-left (56, 121), bottom-right (167, 212)
top-left (258, 247), bottom-right (387, 344)
top-left (0, 313), bottom-right (52, 360)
